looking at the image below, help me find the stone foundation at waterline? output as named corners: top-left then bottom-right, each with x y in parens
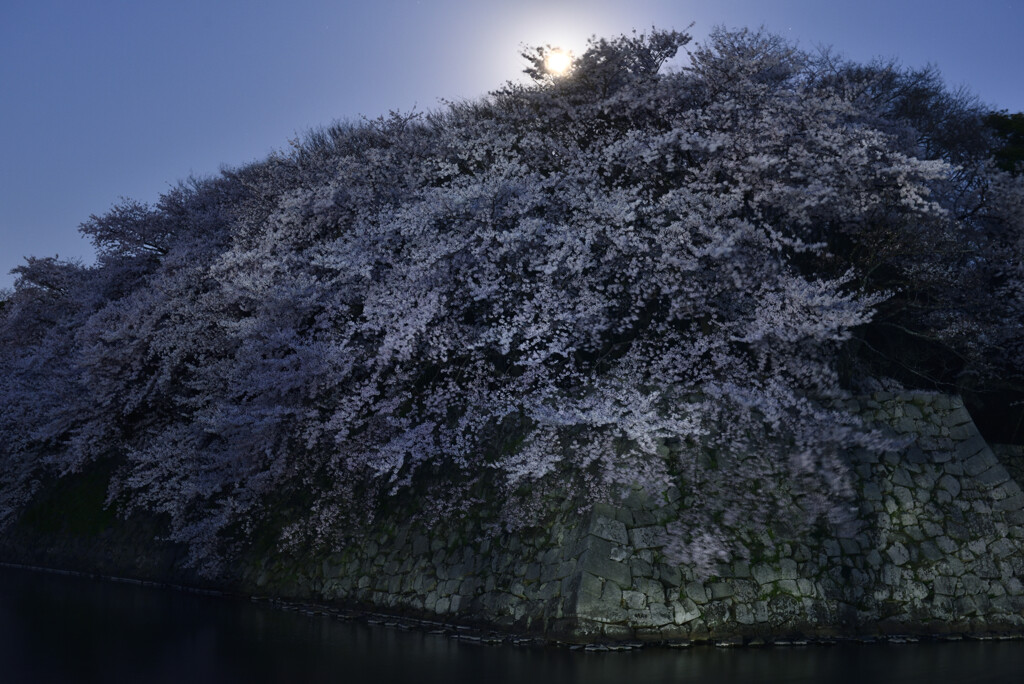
top-left (243, 392), bottom-right (1024, 642)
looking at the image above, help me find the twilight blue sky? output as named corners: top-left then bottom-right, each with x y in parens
top-left (2, 0), bottom-right (1022, 291)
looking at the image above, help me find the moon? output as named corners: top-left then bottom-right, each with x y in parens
top-left (544, 49), bottom-right (572, 76)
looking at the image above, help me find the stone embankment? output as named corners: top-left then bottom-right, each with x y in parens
top-left (244, 392), bottom-right (1024, 642)
top-left (3, 392), bottom-right (1023, 643)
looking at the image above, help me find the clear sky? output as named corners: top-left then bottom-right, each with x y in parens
top-left (2, 0), bottom-right (1022, 291)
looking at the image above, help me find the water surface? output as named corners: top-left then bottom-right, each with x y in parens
top-left (2, 564), bottom-right (1022, 683)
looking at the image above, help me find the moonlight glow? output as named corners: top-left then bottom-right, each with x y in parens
top-left (544, 49), bottom-right (573, 76)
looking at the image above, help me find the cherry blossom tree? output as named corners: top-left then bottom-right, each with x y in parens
top-left (1, 27), bottom-right (1020, 575)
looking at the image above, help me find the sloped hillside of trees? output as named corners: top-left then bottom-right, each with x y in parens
top-left (1, 28), bottom-right (1021, 576)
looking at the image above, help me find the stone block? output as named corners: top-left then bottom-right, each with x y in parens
top-left (942, 553), bottom-right (970, 579)
top-left (540, 562), bottom-right (563, 583)
top-left (914, 469), bottom-right (939, 490)
top-left (954, 596), bottom-right (980, 618)
top-left (943, 461), bottom-right (964, 477)
top-left (1004, 577), bottom-right (1024, 596)
top-left (672, 598), bottom-right (701, 624)
top-left (994, 492), bottom-right (1024, 512)
top-left (933, 576), bottom-right (957, 596)
top-left (635, 577), bottom-right (666, 604)
top-left (935, 536), bottom-right (958, 555)
top-left (920, 541), bottom-right (944, 562)
top-left (629, 525), bottom-right (665, 549)
top-left (573, 572), bottom-right (605, 615)
top-left (989, 538), bottom-right (1015, 559)
top-left (709, 582), bottom-right (734, 600)
top-left (948, 424), bottom-right (972, 440)
top-left (685, 581), bottom-right (709, 604)
top-left (938, 474), bottom-right (961, 497)
top-left (590, 516), bottom-right (629, 545)
top-left (538, 581), bottom-right (561, 602)
top-left (734, 603), bottom-right (755, 625)
top-left (887, 542), bottom-right (910, 566)
top-left (862, 482), bottom-right (883, 501)
top-left (623, 590), bottom-right (647, 610)
top-left (460, 576), bottom-right (483, 596)
top-left (779, 559), bottom-right (799, 580)
top-left (840, 538), bottom-right (861, 556)
top-left (602, 623), bottom-right (634, 638)
top-left (977, 466), bottom-right (1010, 488)
top-left (968, 539), bottom-right (988, 556)
top-left (645, 604), bottom-right (675, 628)
top-left (658, 564), bottom-right (682, 586)
top-left (576, 533), bottom-right (612, 561)
top-left (962, 444), bottom-right (995, 474)
top-left (893, 486), bottom-right (915, 509)
top-left (896, 417), bottom-right (918, 434)
top-left (412, 534), bottom-right (429, 556)
top-left (752, 564), bottom-right (780, 585)
top-left (992, 480), bottom-right (1022, 501)
top-left (632, 510), bottom-right (659, 526)
top-left (753, 600), bottom-right (771, 623)
top-left (946, 405), bottom-right (972, 427)
top-left (628, 608), bottom-right (655, 627)
top-left (892, 468), bottom-right (914, 488)
top-left (610, 545), bottom-right (630, 562)
top-left (601, 581), bottom-right (623, 605)
top-left (732, 561), bottom-right (751, 579)
top-left (556, 560), bottom-right (578, 579)
top-left (628, 554), bottom-right (654, 578)
top-left (580, 549), bottom-right (632, 588)
top-left (961, 574), bottom-right (983, 594)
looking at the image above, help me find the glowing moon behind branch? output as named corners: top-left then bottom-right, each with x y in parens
top-left (544, 49), bottom-right (573, 76)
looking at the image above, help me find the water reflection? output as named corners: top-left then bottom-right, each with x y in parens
top-left (1, 564), bottom-right (1022, 683)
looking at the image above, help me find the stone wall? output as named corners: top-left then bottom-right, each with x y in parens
top-left (243, 501), bottom-right (591, 637)
top-left (561, 392), bottom-right (1024, 641)
top-left (241, 392), bottom-right (1024, 642)
top-left (3, 391), bottom-right (1022, 642)
top-left (994, 444), bottom-right (1024, 492)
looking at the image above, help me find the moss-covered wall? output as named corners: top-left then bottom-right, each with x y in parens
top-left (3, 392), bottom-right (1023, 643)
top-left (557, 392), bottom-right (1024, 641)
top-left (231, 392), bottom-right (1024, 642)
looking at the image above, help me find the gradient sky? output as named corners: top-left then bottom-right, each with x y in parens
top-left (2, 0), bottom-right (1022, 291)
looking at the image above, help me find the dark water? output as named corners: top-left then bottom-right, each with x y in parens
top-left (2, 565), bottom-right (1023, 684)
